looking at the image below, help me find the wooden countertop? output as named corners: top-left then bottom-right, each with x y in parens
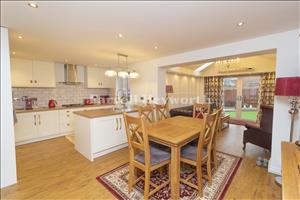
top-left (281, 141), bottom-right (300, 200)
top-left (73, 106), bottom-right (138, 118)
top-left (15, 104), bottom-right (114, 113)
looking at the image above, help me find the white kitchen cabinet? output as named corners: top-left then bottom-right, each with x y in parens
top-left (36, 111), bottom-right (59, 136)
top-left (14, 112), bottom-right (38, 142)
top-left (15, 110), bottom-right (60, 145)
top-left (11, 58), bottom-right (55, 88)
top-left (11, 58), bottom-right (33, 87)
top-left (32, 61), bottom-right (55, 87)
top-left (86, 67), bottom-right (115, 88)
top-left (74, 112), bottom-right (137, 161)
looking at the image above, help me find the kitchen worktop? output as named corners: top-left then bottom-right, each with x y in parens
top-left (73, 106), bottom-right (138, 118)
top-left (15, 104), bottom-right (114, 113)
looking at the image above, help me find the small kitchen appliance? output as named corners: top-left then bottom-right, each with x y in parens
top-left (84, 99), bottom-right (93, 105)
top-left (48, 99), bottom-right (57, 108)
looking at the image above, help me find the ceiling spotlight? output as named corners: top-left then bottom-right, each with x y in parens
top-left (12, 51), bottom-right (16, 55)
top-left (237, 21), bottom-right (245, 27)
top-left (154, 46), bottom-right (158, 49)
top-left (28, 2), bottom-right (38, 8)
top-left (18, 35), bottom-right (23, 39)
top-left (64, 58), bottom-right (68, 63)
top-left (118, 33), bottom-right (123, 38)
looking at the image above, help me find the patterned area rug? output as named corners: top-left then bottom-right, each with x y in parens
top-left (96, 152), bottom-right (242, 200)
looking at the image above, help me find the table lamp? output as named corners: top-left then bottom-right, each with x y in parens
top-left (165, 85), bottom-right (173, 103)
top-left (274, 76), bottom-right (300, 186)
top-left (275, 76), bottom-right (300, 142)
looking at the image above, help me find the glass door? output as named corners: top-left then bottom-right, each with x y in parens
top-left (240, 76), bottom-right (260, 121)
top-left (223, 77), bottom-right (238, 118)
top-left (223, 76), bottom-right (260, 121)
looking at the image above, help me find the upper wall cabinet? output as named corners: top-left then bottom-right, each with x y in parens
top-left (86, 67), bottom-right (115, 89)
top-left (11, 58), bottom-right (55, 88)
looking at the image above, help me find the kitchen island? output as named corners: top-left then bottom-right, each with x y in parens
top-left (73, 106), bottom-right (138, 161)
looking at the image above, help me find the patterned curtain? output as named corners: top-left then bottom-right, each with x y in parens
top-left (256, 72), bottom-right (276, 123)
top-left (204, 76), bottom-right (223, 109)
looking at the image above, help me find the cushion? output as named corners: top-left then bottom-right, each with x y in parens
top-left (181, 144), bottom-right (207, 161)
top-left (135, 145), bottom-right (170, 165)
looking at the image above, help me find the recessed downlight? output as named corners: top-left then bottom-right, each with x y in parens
top-left (118, 33), bottom-right (123, 38)
top-left (64, 58), bottom-right (68, 63)
top-left (28, 2), bottom-right (38, 8)
top-left (18, 35), bottom-right (23, 39)
top-left (154, 46), bottom-right (158, 49)
top-left (12, 51), bottom-right (16, 55)
top-left (237, 21), bottom-right (245, 27)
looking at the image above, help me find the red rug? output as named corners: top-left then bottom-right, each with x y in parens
top-left (96, 152), bottom-right (242, 200)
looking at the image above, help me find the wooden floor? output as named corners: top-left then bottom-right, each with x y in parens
top-left (1, 125), bottom-right (281, 199)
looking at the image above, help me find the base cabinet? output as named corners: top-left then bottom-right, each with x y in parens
top-left (14, 112), bottom-right (38, 142)
top-left (74, 112), bottom-right (138, 161)
top-left (15, 111), bottom-right (60, 144)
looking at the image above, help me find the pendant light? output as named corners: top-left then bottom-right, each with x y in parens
top-left (118, 53), bottom-right (129, 78)
top-left (104, 69), bottom-right (117, 77)
top-left (129, 70), bottom-right (139, 79)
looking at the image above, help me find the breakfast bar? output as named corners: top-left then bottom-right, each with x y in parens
top-left (73, 106), bottom-right (138, 161)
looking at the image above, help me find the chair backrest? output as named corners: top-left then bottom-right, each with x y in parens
top-left (193, 103), bottom-right (211, 118)
top-left (155, 103), bottom-right (169, 121)
top-left (259, 105), bottom-right (274, 133)
top-left (123, 113), bottom-right (151, 165)
top-left (138, 104), bottom-right (155, 123)
top-left (196, 110), bottom-right (220, 162)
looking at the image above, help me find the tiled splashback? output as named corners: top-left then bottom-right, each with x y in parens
top-left (12, 83), bottom-right (113, 107)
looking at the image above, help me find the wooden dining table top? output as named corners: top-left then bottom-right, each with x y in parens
top-left (147, 116), bottom-right (204, 147)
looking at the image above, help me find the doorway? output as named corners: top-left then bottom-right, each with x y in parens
top-left (223, 75), bottom-right (260, 121)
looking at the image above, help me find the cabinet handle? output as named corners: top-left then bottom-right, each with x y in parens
top-left (67, 123), bottom-right (70, 126)
top-left (67, 115), bottom-right (70, 117)
top-left (30, 80), bottom-right (33, 83)
top-left (38, 115), bottom-right (41, 125)
top-left (66, 111), bottom-right (70, 113)
top-left (34, 115), bottom-right (36, 125)
top-left (116, 118), bottom-right (119, 131)
top-left (34, 80), bottom-right (37, 83)
top-left (119, 118), bottom-right (122, 130)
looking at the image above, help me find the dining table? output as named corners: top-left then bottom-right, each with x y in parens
top-left (147, 115), bottom-right (204, 199)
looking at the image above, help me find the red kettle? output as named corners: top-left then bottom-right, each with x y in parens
top-left (48, 99), bottom-right (57, 108)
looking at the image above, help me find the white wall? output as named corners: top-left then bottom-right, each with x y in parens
top-left (1, 27), bottom-right (17, 188)
top-left (165, 73), bottom-right (204, 108)
top-left (131, 29), bottom-right (300, 175)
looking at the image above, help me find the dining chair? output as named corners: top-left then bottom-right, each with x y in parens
top-left (192, 103), bottom-right (211, 118)
top-left (123, 113), bottom-right (170, 200)
top-left (155, 103), bottom-right (169, 121)
top-left (180, 110), bottom-right (220, 197)
top-left (138, 104), bottom-right (155, 123)
top-left (211, 108), bottom-right (222, 168)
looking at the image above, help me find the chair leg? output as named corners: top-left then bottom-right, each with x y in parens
top-left (158, 167), bottom-right (163, 177)
top-left (144, 169), bottom-right (151, 200)
top-left (207, 159), bottom-right (212, 186)
top-left (212, 145), bottom-right (217, 168)
top-left (128, 163), bottom-right (134, 193)
top-left (196, 165), bottom-right (203, 197)
top-left (243, 142), bottom-right (246, 151)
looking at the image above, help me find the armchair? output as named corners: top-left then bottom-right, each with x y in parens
top-left (243, 105), bottom-right (274, 151)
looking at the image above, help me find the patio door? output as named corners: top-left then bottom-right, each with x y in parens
top-left (223, 76), bottom-right (260, 121)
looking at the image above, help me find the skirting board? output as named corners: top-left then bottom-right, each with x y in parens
top-left (15, 132), bottom-right (69, 146)
top-left (92, 143), bottom-right (128, 161)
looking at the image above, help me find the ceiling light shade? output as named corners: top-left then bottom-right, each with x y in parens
top-left (118, 71), bottom-right (128, 78)
top-left (104, 69), bottom-right (117, 77)
top-left (129, 71), bottom-right (139, 79)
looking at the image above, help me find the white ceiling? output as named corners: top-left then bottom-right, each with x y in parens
top-left (1, 1), bottom-right (299, 67)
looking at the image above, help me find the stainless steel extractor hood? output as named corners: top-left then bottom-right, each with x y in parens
top-left (64, 64), bottom-right (80, 84)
